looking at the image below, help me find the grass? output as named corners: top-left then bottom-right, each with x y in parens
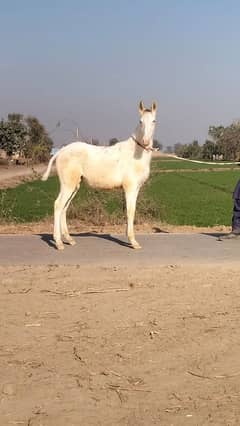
top-left (0, 166), bottom-right (238, 227)
top-left (145, 171), bottom-right (238, 226)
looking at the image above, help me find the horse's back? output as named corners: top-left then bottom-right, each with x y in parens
top-left (56, 141), bottom-right (127, 189)
top-left (55, 139), bottom-right (149, 190)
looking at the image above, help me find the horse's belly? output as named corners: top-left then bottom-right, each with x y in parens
top-left (83, 169), bottom-right (122, 189)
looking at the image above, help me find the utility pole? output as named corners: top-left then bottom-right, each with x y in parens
top-left (76, 127), bottom-right (79, 139)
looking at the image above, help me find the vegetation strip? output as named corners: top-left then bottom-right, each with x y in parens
top-left (0, 158), bottom-right (236, 227)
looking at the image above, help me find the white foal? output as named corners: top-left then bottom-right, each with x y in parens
top-left (42, 101), bottom-right (157, 250)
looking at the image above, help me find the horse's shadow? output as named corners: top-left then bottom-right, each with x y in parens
top-left (201, 232), bottom-right (227, 241)
top-left (38, 232), bottom-right (132, 249)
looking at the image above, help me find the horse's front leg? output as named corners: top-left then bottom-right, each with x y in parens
top-left (124, 186), bottom-right (141, 249)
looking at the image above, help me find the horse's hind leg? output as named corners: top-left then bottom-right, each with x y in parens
top-left (54, 185), bottom-right (77, 250)
top-left (61, 182), bottom-right (80, 245)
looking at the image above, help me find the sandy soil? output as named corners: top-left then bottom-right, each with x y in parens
top-left (0, 219), bottom-right (231, 237)
top-left (1, 264), bottom-right (240, 425)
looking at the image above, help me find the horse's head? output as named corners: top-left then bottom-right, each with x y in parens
top-left (135, 101), bottom-right (157, 150)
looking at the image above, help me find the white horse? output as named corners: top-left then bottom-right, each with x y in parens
top-left (42, 101), bottom-right (157, 250)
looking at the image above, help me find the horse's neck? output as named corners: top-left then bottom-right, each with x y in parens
top-left (126, 136), bottom-right (153, 164)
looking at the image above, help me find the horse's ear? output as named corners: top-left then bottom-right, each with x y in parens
top-left (139, 101), bottom-right (145, 114)
top-left (151, 101), bottom-right (157, 112)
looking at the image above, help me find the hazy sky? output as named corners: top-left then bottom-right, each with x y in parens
top-left (1, 0), bottom-right (240, 147)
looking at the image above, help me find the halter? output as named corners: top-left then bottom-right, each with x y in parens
top-left (131, 135), bottom-right (159, 152)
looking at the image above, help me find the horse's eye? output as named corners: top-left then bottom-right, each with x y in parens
top-left (153, 120), bottom-right (156, 123)
top-left (139, 120), bottom-right (143, 124)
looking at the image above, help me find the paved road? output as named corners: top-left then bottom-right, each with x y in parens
top-left (0, 233), bottom-right (239, 265)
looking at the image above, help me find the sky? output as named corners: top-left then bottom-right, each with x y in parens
top-left (1, 0), bottom-right (240, 148)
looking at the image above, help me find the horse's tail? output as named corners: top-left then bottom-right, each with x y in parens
top-left (41, 150), bottom-right (59, 181)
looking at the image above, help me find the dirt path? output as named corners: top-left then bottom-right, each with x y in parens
top-left (1, 264), bottom-right (240, 425)
top-left (0, 164), bottom-right (47, 189)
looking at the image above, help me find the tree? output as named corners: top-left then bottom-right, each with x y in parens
top-left (153, 139), bottom-right (163, 150)
top-left (25, 115), bottom-right (53, 160)
top-left (174, 143), bottom-right (186, 157)
top-left (174, 140), bottom-right (202, 159)
top-left (187, 140), bottom-right (202, 159)
top-left (109, 138), bottom-right (119, 146)
top-left (208, 125), bottom-right (225, 142)
top-left (208, 122), bottom-right (240, 160)
top-left (201, 139), bottom-right (216, 160)
top-left (164, 145), bottom-right (173, 154)
top-left (0, 114), bottom-right (53, 162)
top-left (0, 115), bottom-right (27, 156)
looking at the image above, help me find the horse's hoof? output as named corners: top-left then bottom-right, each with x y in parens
top-left (56, 242), bottom-right (64, 250)
top-left (62, 235), bottom-right (76, 246)
top-left (132, 242), bottom-right (142, 249)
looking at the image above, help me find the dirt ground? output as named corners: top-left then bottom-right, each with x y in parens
top-left (1, 264), bottom-right (240, 426)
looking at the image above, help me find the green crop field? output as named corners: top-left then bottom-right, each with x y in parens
top-left (0, 164), bottom-right (239, 227)
top-left (145, 171), bottom-right (238, 226)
